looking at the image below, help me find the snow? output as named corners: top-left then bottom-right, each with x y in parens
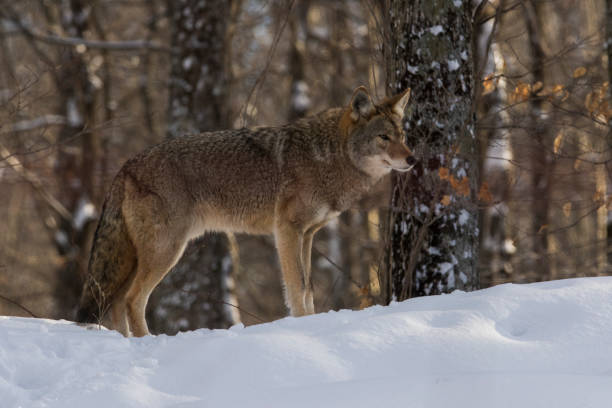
top-left (2, 277), bottom-right (612, 407)
top-left (73, 197), bottom-right (96, 231)
top-left (429, 25), bottom-right (444, 36)
top-left (291, 80), bottom-right (311, 112)
top-left (66, 98), bottom-right (83, 127)
top-left (458, 208), bottom-right (470, 225)
top-left (406, 64), bottom-right (419, 74)
top-left (448, 59), bottom-right (460, 71)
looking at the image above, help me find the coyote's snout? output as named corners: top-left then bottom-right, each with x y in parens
top-left (76, 86), bottom-right (413, 336)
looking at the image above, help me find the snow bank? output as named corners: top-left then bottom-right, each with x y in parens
top-left (1, 277), bottom-right (612, 408)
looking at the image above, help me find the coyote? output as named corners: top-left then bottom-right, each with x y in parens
top-left (76, 86), bottom-right (414, 337)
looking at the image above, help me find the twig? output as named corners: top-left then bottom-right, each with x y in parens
top-left (0, 293), bottom-right (39, 318)
top-left (0, 18), bottom-right (172, 53)
top-left (0, 143), bottom-right (72, 223)
top-left (172, 286), bottom-right (265, 324)
top-left (239, 0), bottom-right (296, 125)
top-left (0, 114), bottom-right (66, 135)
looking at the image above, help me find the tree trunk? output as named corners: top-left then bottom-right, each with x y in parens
top-left (52, 0), bottom-right (100, 317)
top-left (384, 0), bottom-right (479, 301)
top-left (287, 0), bottom-right (311, 121)
top-left (603, 0), bottom-right (612, 273)
top-left (146, 0), bottom-right (241, 334)
top-left (523, 0), bottom-right (552, 280)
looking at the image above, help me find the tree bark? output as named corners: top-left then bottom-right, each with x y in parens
top-left (52, 0), bottom-right (100, 317)
top-left (523, 0), bottom-right (552, 280)
top-left (384, 0), bottom-right (479, 301)
top-left (603, 0), bottom-right (612, 273)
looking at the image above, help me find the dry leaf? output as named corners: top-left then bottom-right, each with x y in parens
top-left (512, 81), bottom-right (531, 102)
top-left (532, 81), bottom-right (543, 93)
top-left (439, 167), bottom-right (450, 180)
top-left (449, 175), bottom-right (459, 190)
top-left (456, 177), bottom-right (470, 197)
top-left (478, 182), bottom-right (493, 203)
top-left (562, 202), bottom-right (572, 218)
top-left (449, 175), bottom-right (470, 197)
top-left (441, 195), bottom-right (452, 206)
top-left (585, 92), bottom-right (594, 112)
top-left (553, 132), bottom-right (563, 154)
top-left (359, 297), bottom-right (373, 309)
top-left (573, 66), bottom-right (587, 78)
top-left (561, 90), bottom-right (570, 101)
top-left (358, 285), bottom-right (372, 309)
top-left (482, 74), bottom-right (497, 95)
top-left (538, 224), bottom-right (549, 234)
top-left (594, 189), bottom-right (604, 203)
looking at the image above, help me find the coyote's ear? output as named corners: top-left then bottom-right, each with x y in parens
top-left (349, 86), bottom-right (374, 122)
top-left (390, 88), bottom-right (411, 118)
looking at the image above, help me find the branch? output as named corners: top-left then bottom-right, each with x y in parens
top-left (0, 114), bottom-right (65, 135)
top-left (0, 143), bottom-right (72, 223)
top-left (0, 293), bottom-right (39, 318)
top-left (239, 0), bottom-right (296, 125)
top-left (0, 19), bottom-right (173, 53)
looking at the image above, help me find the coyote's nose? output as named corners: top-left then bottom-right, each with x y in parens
top-left (405, 156), bottom-right (417, 167)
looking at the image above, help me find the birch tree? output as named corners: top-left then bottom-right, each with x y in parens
top-left (384, 0), bottom-right (479, 300)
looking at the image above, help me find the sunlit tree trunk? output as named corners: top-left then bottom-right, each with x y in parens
top-left (602, 0), bottom-right (612, 273)
top-left (146, 0), bottom-right (242, 334)
top-left (384, 0), bottom-right (479, 301)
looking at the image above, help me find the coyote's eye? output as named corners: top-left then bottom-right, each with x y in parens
top-left (378, 134), bottom-right (390, 142)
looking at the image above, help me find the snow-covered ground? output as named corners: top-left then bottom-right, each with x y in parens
top-left (2, 277), bottom-right (612, 408)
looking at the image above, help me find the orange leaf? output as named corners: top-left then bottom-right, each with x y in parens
top-left (553, 132), bottom-right (563, 154)
top-left (441, 195), bottom-right (452, 206)
top-left (456, 177), bottom-right (470, 197)
top-left (482, 74), bottom-right (497, 95)
top-left (573, 66), bottom-right (587, 78)
top-left (511, 81), bottom-right (531, 102)
top-left (585, 92), bottom-right (595, 112)
top-left (561, 90), bottom-right (570, 101)
top-left (478, 182), bottom-right (493, 203)
top-left (562, 202), bottom-right (572, 218)
top-left (532, 81), bottom-right (543, 93)
top-left (439, 167), bottom-right (450, 180)
top-left (449, 175), bottom-right (459, 189)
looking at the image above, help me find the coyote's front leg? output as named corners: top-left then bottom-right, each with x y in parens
top-left (301, 221), bottom-right (327, 315)
top-left (275, 220), bottom-right (309, 316)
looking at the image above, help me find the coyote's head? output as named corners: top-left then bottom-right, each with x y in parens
top-left (341, 86), bottom-right (415, 179)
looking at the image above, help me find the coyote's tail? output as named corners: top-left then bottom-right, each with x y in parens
top-left (75, 175), bottom-right (137, 324)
